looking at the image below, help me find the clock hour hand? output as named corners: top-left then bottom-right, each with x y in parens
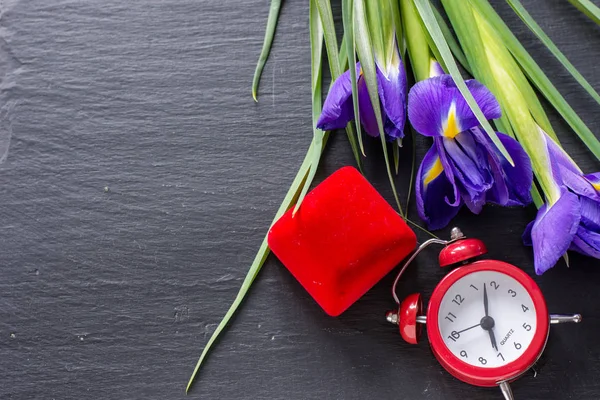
top-left (488, 327), bottom-right (498, 352)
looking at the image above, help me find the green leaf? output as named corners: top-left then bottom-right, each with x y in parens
top-left (294, 0), bottom-right (326, 215)
top-left (389, 0), bottom-right (404, 54)
top-left (343, 0), bottom-right (366, 156)
top-left (186, 141), bottom-right (322, 392)
top-left (378, 0), bottom-right (397, 71)
top-left (252, 0), bottom-right (283, 102)
top-left (432, 6), bottom-right (471, 74)
top-left (187, 1), bottom-right (331, 390)
top-left (531, 183), bottom-right (543, 208)
top-left (354, 0), bottom-right (404, 215)
top-left (364, 1), bottom-right (386, 67)
top-left (414, 0), bottom-right (514, 165)
top-left (339, 33), bottom-right (348, 71)
top-left (405, 127), bottom-right (417, 211)
top-left (401, 0), bottom-right (431, 82)
top-left (316, 0), bottom-right (341, 79)
top-left (505, 0), bottom-right (600, 107)
top-left (316, 0), bottom-right (363, 172)
top-left (567, 0), bottom-right (600, 25)
top-left (464, 1), bottom-right (556, 141)
top-left (393, 139), bottom-right (400, 174)
top-left (471, 0), bottom-right (600, 161)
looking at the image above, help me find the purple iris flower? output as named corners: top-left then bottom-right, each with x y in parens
top-left (522, 129), bottom-right (600, 275)
top-left (408, 72), bottom-right (533, 230)
top-left (316, 44), bottom-right (407, 140)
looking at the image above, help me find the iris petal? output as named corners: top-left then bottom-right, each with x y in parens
top-left (467, 126), bottom-right (509, 205)
top-left (571, 231), bottom-right (600, 258)
top-left (584, 172), bottom-right (600, 195)
top-left (491, 132), bottom-right (533, 206)
top-left (357, 73), bottom-right (380, 137)
top-left (522, 221), bottom-right (533, 246)
top-left (417, 144), bottom-right (462, 230)
top-left (570, 198), bottom-right (600, 258)
top-left (530, 189), bottom-right (581, 275)
top-left (377, 47), bottom-right (407, 139)
top-left (559, 167), bottom-right (600, 202)
top-left (580, 197), bottom-right (600, 231)
top-left (442, 133), bottom-right (492, 213)
top-left (543, 131), bottom-right (582, 175)
top-left (434, 138), bottom-right (461, 207)
top-left (316, 65), bottom-right (357, 131)
top-left (384, 117), bottom-right (402, 141)
top-left (407, 75), bottom-right (501, 137)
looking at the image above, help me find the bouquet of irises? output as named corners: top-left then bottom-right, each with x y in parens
top-left (188, 0), bottom-right (600, 389)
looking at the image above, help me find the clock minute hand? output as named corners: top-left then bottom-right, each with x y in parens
top-left (483, 283), bottom-right (489, 317)
top-left (482, 283), bottom-right (499, 351)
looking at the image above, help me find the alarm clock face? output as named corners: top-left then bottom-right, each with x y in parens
top-left (427, 260), bottom-right (549, 387)
top-left (437, 270), bottom-right (538, 368)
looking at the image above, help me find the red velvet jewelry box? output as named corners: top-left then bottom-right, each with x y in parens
top-left (267, 166), bottom-right (417, 316)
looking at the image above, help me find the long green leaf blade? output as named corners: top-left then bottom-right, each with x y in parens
top-left (354, 0), bottom-right (404, 215)
top-left (316, 0), bottom-right (341, 78)
top-left (294, 0), bottom-right (325, 215)
top-left (393, 139), bottom-right (400, 174)
top-left (505, 0), bottom-right (600, 106)
top-left (471, 0), bottom-right (600, 160)
top-left (389, 0), bottom-right (404, 56)
top-left (401, 0), bottom-right (432, 82)
top-left (188, 1), bottom-right (329, 390)
top-left (567, 0), bottom-right (600, 25)
top-left (339, 33), bottom-right (348, 71)
top-left (252, 0), bottom-right (283, 101)
top-left (364, 1), bottom-right (385, 66)
top-left (186, 140), bottom-right (320, 391)
top-left (316, 0), bottom-right (363, 171)
top-left (406, 127), bottom-right (417, 211)
top-left (343, 0), bottom-right (366, 156)
top-left (432, 6), bottom-right (471, 74)
top-left (414, 0), bottom-right (514, 165)
top-left (466, 0), bottom-right (556, 139)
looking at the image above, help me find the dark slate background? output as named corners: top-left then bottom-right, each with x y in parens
top-left (0, 0), bottom-right (599, 399)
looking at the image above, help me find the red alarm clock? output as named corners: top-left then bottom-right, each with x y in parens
top-left (386, 228), bottom-right (582, 400)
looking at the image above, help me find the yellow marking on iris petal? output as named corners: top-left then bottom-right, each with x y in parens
top-left (593, 181), bottom-right (600, 191)
top-left (424, 157), bottom-right (444, 187)
top-left (443, 103), bottom-right (461, 139)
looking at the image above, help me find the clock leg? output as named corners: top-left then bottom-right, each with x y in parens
top-left (550, 314), bottom-right (582, 324)
top-left (499, 381), bottom-right (514, 400)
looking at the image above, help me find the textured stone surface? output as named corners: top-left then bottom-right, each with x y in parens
top-left (0, 0), bottom-right (598, 399)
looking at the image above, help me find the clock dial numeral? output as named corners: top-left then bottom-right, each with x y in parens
top-left (514, 342), bottom-right (522, 350)
top-left (452, 294), bottom-right (464, 306)
top-left (497, 352), bottom-right (505, 362)
top-left (478, 357), bottom-right (487, 365)
top-left (447, 331), bottom-right (460, 342)
top-left (445, 312), bottom-right (457, 323)
top-left (523, 323), bottom-right (532, 331)
top-left (521, 304), bottom-right (529, 312)
top-left (490, 281), bottom-right (499, 290)
top-left (470, 284), bottom-right (479, 291)
top-left (460, 350), bottom-right (468, 358)
top-left (508, 289), bottom-right (517, 297)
